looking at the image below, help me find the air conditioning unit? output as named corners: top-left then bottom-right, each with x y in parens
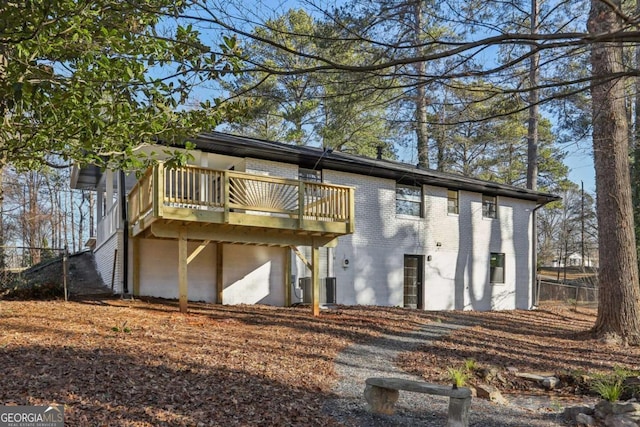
top-left (299, 277), bottom-right (312, 304)
top-left (298, 277), bottom-right (337, 304)
top-left (324, 277), bottom-right (337, 304)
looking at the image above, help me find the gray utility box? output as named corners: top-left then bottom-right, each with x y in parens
top-left (299, 277), bottom-right (336, 304)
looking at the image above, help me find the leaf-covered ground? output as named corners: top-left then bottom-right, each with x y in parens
top-left (398, 306), bottom-right (640, 398)
top-left (0, 299), bottom-right (638, 425)
top-left (0, 298), bottom-right (432, 426)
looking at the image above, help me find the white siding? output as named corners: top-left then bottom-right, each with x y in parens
top-left (94, 231), bottom-right (122, 293)
top-left (95, 147), bottom-right (536, 311)
top-left (323, 170), bottom-right (535, 311)
top-left (133, 240), bottom-right (286, 306)
top-left (138, 238), bottom-right (217, 302)
top-left (222, 245), bottom-right (286, 305)
top-left (324, 169), bottom-right (414, 307)
top-left (245, 158), bottom-right (298, 179)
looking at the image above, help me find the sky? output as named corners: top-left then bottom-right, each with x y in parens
top-left (190, 0), bottom-right (598, 196)
top-left (566, 149), bottom-right (595, 194)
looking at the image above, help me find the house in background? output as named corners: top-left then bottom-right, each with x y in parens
top-left (71, 132), bottom-right (559, 314)
top-left (549, 252), bottom-right (598, 268)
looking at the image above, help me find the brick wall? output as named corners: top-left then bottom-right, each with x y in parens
top-left (91, 149), bottom-right (535, 311)
top-left (324, 169), bottom-right (534, 310)
top-left (94, 231), bottom-right (121, 293)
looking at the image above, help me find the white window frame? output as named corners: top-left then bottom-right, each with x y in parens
top-left (490, 252), bottom-right (505, 284)
top-left (482, 194), bottom-right (497, 219)
top-left (396, 184), bottom-right (423, 217)
top-left (447, 189), bottom-right (459, 215)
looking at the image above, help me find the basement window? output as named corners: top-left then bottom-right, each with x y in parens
top-left (490, 253), bottom-right (505, 284)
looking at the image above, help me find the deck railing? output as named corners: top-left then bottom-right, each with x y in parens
top-left (96, 202), bottom-right (121, 246)
top-left (129, 163), bottom-right (354, 231)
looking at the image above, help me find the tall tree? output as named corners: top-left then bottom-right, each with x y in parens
top-left (224, 10), bottom-right (321, 145)
top-left (187, 0), bottom-right (640, 341)
top-left (429, 81), bottom-right (568, 190)
top-left (588, 0), bottom-right (640, 343)
top-left (331, 0), bottom-right (452, 165)
top-left (527, 0), bottom-right (540, 191)
top-left (631, 0), bottom-right (640, 270)
top-left (224, 9), bottom-right (399, 155)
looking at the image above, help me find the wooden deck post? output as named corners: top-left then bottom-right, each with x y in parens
top-left (178, 226), bottom-right (188, 313)
top-left (312, 245), bottom-right (320, 317)
top-left (348, 187), bottom-right (356, 233)
top-left (298, 181), bottom-right (305, 229)
top-left (153, 163), bottom-right (165, 217)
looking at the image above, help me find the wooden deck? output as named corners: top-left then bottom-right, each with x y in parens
top-left (128, 163), bottom-right (355, 247)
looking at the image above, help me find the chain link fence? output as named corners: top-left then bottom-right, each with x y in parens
top-left (535, 278), bottom-right (598, 308)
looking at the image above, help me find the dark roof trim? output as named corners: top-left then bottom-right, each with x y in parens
top-left (70, 164), bottom-right (102, 190)
top-left (194, 132), bottom-right (560, 205)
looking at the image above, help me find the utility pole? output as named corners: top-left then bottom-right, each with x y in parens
top-left (581, 181), bottom-right (585, 267)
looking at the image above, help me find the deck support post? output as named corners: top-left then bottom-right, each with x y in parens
top-left (312, 244), bottom-right (320, 317)
top-left (178, 226), bottom-right (188, 313)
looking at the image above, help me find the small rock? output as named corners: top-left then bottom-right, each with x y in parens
top-left (479, 367), bottom-right (499, 382)
top-left (595, 401), bottom-right (612, 420)
top-left (611, 402), bottom-right (640, 414)
top-left (603, 414), bottom-right (639, 427)
top-left (563, 406), bottom-right (595, 421)
top-left (476, 384), bottom-right (507, 405)
top-left (496, 373), bottom-right (508, 385)
top-left (468, 385), bottom-right (477, 398)
top-left (542, 376), bottom-right (560, 390)
top-left (576, 413), bottom-right (597, 426)
top-left (515, 372), bottom-right (546, 382)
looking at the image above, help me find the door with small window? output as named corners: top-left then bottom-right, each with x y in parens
top-left (403, 255), bottom-right (424, 309)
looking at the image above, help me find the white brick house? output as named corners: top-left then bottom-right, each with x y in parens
top-left (71, 132), bottom-right (558, 312)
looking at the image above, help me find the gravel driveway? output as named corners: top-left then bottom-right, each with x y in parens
top-left (322, 322), bottom-right (568, 426)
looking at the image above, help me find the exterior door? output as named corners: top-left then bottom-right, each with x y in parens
top-left (404, 255), bottom-right (424, 309)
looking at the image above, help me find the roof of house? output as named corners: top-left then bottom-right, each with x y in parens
top-left (72, 131), bottom-right (560, 205)
top-left (194, 132), bottom-right (560, 205)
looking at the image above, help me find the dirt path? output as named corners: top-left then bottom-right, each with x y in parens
top-left (323, 322), bottom-right (567, 426)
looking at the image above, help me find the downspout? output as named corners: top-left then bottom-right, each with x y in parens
top-left (531, 202), bottom-right (547, 308)
top-left (119, 171), bottom-right (129, 295)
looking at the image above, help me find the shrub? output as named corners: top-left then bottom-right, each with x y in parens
top-left (464, 358), bottom-right (477, 372)
top-left (591, 376), bottom-right (623, 402)
top-left (590, 366), bottom-right (639, 402)
top-left (448, 366), bottom-right (470, 388)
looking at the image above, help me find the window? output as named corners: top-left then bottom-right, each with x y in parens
top-left (396, 184), bottom-right (422, 217)
top-left (447, 189), bottom-right (459, 214)
top-left (490, 253), bottom-right (505, 284)
top-left (299, 168), bottom-right (322, 183)
top-left (482, 194), bottom-right (497, 219)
